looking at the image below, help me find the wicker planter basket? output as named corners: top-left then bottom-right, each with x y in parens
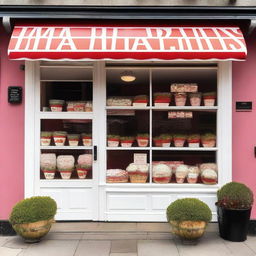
top-left (170, 220), bottom-right (207, 240)
top-left (13, 219), bottom-right (54, 243)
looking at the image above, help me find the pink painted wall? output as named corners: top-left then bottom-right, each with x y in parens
top-left (0, 28), bottom-right (24, 219)
top-left (0, 27), bottom-right (256, 220)
top-left (233, 31), bottom-right (256, 219)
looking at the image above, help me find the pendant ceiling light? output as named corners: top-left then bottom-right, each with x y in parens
top-left (120, 71), bottom-right (136, 82)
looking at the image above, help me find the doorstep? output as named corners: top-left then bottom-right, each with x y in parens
top-left (49, 222), bottom-right (218, 240)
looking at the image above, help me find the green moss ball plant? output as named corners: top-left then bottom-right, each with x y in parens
top-left (217, 182), bottom-right (253, 210)
top-left (166, 198), bottom-right (212, 241)
top-left (167, 198), bottom-right (212, 223)
top-left (9, 196), bottom-right (57, 242)
top-left (216, 182), bottom-right (254, 242)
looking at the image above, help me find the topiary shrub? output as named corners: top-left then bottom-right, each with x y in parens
top-left (9, 196), bottom-right (57, 225)
top-left (166, 198), bottom-right (212, 223)
top-left (216, 182), bottom-right (253, 209)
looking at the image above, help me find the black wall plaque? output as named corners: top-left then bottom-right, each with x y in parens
top-left (8, 86), bottom-right (22, 104)
top-left (236, 101), bottom-right (252, 111)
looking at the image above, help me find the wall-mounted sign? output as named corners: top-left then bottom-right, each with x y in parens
top-left (236, 101), bottom-right (252, 112)
top-left (8, 86), bottom-right (22, 104)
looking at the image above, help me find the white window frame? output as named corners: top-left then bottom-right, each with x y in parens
top-left (24, 60), bottom-right (232, 221)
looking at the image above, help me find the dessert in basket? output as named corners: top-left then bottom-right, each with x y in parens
top-left (126, 163), bottom-right (149, 183)
top-left (175, 165), bottom-right (189, 183)
top-left (40, 153), bottom-right (56, 180)
top-left (53, 131), bottom-right (67, 146)
top-left (133, 95), bottom-right (148, 107)
top-left (81, 133), bottom-right (92, 146)
top-left (107, 135), bottom-right (120, 147)
top-left (57, 155), bottom-right (75, 179)
top-left (159, 134), bottom-right (172, 147)
top-left (173, 134), bottom-right (187, 147)
top-left (203, 92), bottom-right (216, 106)
top-left (40, 131), bottom-right (52, 146)
top-left (189, 92), bottom-right (202, 106)
top-left (67, 134), bottom-right (80, 146)
top-left (106, 169), bottom-right (129, 183)
top-left (201, 169), bottom-right (218, 185)
top-left (120, 136), bottom-right (135, 147)
top-left (174, 92), bottom-right (187, 106)
top-left (153, 92), bottom-right (171, 106)
top-left (152, 164), bottom-right (172, 183)
top-left (201, 133), bottom-right (216, 147)
top-left (49, 99), bottom-right (65, 112)
top-left (187, 166), bottom-right (200, 183)
top-left (136, 133), bottom-right (149, 147)
top-left (187, 134), bottom-right (200, 148)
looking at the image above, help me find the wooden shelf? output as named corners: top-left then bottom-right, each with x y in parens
top-left (41, 146), bottom-right (92, 150)
top-left (151, 147), bottom-right (218, 151)
top-left (106, 106), bottom-right (217, 111)
top-left (106, 147), bottom-right (217, 151)
top-left (41, 80), bottom-right (93, 82)
top-left (39, 112), bottom-right (93, 119)
top-left (106, 147), bottom-right (149, 150)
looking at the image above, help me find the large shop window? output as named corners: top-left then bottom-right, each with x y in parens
top-left (106, 67), bottom-right (218, 185)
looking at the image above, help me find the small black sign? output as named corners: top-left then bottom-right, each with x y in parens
top-left (236, 101), bottom-right (252, 111)
top-left (8, 86), bottom-right (22, 104)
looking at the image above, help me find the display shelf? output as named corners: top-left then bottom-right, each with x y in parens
top-left (151, 147), bottom-right (218, 151)
top-left (102, 182), bottom-right (219, 189)
top-left (106, 147), bottom-right (149, 150)
top-left (40, 179), bottom-right (94, 187)
top-left (151, 106), bottom-right (218, 111)
top-left (41, 146), bottom-right (92, 150)
top-left (41, 80), bottom-right (93, 82)
top-left (39, 112), bottom-right (93, 119)
top-left (106, 106), bottom-right (217, 111)
top-left (106, 147), bottom-right (217, 151)
top-left (106, 106), bottom-right (150, 110)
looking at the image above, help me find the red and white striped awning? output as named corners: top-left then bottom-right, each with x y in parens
top-left (8, 25), bottom-right (247, 61)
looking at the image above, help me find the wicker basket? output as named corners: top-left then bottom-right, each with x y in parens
top-left (106, 177), bottom-right (128, 183)
top-left (153, 176), bottom-right (171, 184)
top-left (129, 172), bottom-right (148, 183)
top-left (170, 221), bottom-right (207, 240)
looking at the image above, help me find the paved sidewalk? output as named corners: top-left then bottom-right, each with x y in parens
top-left (1, 231), bottom-right (256, 256)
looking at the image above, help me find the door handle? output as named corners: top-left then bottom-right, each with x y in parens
top-left (93, 145), bottom-right (97, 161)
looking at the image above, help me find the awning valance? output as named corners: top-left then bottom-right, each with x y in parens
top-left (8, 25), bottom-right (247, 61)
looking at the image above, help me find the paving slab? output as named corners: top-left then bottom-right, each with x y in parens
top-left (51, 222), bottom-right (99, 232)
top-left (43, 232), bottom-right (83, 240)
top-left (3, 236), bottom-right (29, 249)
top-left (138, 240), bottom-right (179, 256)
top-left (223, 240), bottom-right (255, 256)
top-left (98, 223), bottom-right (137, 232)
top-left (146, 232), bottom-right (173, 240)
top-left (136, 223), bottom-right (170, 232)
top-left (111, 240), bottom-right (137, 253)
top-left (110, 253), bottom-right (137, 256)
top-left (0, 236), bottom-right (11, 246)
top-left (245, 235), bottom-right (256, 254)
top-left (82, 232), bottom-right (148, 240)
top-left (20, 239), bottom-right (78, 256)
top-left (0, 247), bottom-right (22, 256)
top-left (175, 232), bottom-right (231, 256)
top-left (74, 240), bottom-right (111, 256)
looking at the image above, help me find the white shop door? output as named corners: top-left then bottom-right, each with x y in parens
top-left (25, 61), bottom-right (102, 221)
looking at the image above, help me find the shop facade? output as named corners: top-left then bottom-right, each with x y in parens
top-left (0, 4), bottom-right (256, 227)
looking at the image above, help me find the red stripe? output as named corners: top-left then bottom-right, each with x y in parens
top-left (9, 51), bottom-right (246, 60)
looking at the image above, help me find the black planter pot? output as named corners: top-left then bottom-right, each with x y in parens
top-left (217, 206), bottom-right (251, 242)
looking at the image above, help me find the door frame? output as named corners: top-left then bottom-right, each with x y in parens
top-left (24, 60), bottom-right (101, 220)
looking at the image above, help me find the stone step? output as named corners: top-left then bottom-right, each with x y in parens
top-left (50, 222), bottom-right (218, 236)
